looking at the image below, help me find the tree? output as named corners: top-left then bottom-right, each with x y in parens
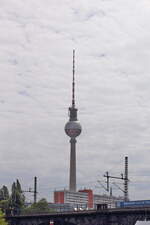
top-left (0, 186), bottom-right (9, 201)
top-left (23, 198), bottom-right (54, 214)
top-left (0, 200), bottom-right (9, 212)
top-left (9, 180), bottom-right (25, 209)
top-left (0, 185), bottom-right (10, 212)
top-left (0, 210), bottom-right (8, 225)
top-left (32, 198), bottom-right (50, 211)
top-left (16, 180), bottom-right (21, 193)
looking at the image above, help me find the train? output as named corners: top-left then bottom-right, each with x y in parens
top-left (116, 200), bottom-right (150, 208)
top-left (96, 200), bottom-right (150, 210)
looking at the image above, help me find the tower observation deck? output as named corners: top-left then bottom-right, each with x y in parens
top-left (65, 50), bottom-right (82, 192)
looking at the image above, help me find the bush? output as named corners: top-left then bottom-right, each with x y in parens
top-left (0, 209), bottom-right (8, 225)
top-left (22, 199), bottom-right (55, 215)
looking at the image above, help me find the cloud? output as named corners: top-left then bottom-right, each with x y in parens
top-left (0, 0), bottom-right (150, 202)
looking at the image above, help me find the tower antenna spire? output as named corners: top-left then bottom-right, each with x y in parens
top-left (72, 49), bottom-right (75, 107)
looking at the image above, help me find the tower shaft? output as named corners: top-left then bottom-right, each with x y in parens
top-left (69, 138), bottom-right (76, 192)
top-left (65, 50), bottom-right (82, 193)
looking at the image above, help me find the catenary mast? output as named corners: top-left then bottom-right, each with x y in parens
top-left (65, 50), bottom-right (82, 192)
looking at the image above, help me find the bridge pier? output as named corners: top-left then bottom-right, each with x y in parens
top-left (54, 215), bottom-right (109, 225)
top-left (108, 215), bottom-right (137, 225)
top-left (6, 215), bottom-right (139, 225)
top-left (56, 215), bottom-right (137, 225)
top-left (7, 218), bottom-right (50, 225)
top-left (7, 216), bottom-right (138, 225)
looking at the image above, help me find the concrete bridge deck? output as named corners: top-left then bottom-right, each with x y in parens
top-left (6, 207), bottom-right (150, 225)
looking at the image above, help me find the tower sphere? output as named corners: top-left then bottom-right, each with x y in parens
top-left (65, 121), bottom-right (82, 138)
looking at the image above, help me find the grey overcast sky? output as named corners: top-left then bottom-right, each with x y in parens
top-left (0, 0), bottom-right (150, 203)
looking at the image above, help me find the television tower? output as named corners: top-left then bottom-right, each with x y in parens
top-left (65, 50), bottom-right (82, 192)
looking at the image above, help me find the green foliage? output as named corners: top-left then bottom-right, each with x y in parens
top-left (0, 186), bottom-right (10, 212)
top-left (0, 210), bottom-right (8, 225)
top-left (0, 186), bottom-right (9, 201)
top-left (0, 179), bottom-right (26, 214)
top-left (23, 198), bottom-right (55, 214)
top-left (9, 180), bottom-right (25, 209)
top-left (32, 198), bottom-right (49, 211)
top-left (0, 200), bottom-right (9, 212)
top-left (16, 180), bottom-right (21, 193)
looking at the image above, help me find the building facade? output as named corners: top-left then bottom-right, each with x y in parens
top-left (54, 189), bottom-right (123, 209)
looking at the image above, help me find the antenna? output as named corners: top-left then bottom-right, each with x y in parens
top-left (72, 49), bottom-right (75, 107)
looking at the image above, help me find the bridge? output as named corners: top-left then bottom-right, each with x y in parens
top-left (6, 207), bottom-right (150, 225)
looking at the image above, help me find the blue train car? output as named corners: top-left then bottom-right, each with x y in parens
top-left (116, 200), bottom-right (150, 208)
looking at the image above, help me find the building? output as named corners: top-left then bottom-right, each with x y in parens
top-left (79, 189), bottom-right (93, 208)
top-left (54, 189), bottom-right (124, 209)
top-left (54, 190), bottom-right (89, 209)
top-left (48, 203), bottom-right (74, 212)
top-left (93, 193), bottom-right (124, 208)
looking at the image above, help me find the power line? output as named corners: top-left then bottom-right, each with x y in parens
top-left (22, 177), bottom-right (38, 204)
